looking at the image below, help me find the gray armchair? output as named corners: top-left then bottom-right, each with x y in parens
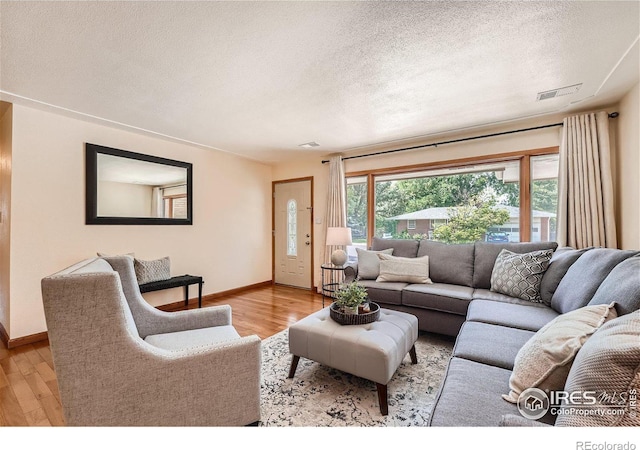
top-left (41, 256), bottom-right (261, 426)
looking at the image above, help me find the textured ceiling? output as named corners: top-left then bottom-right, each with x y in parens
top-left (1, 1), bottom-right (638, 163)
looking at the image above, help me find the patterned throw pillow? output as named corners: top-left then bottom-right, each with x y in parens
top-left (134, 256), bottom-right (171, 284)
top-left (490, 248), bottom-right (553, 302)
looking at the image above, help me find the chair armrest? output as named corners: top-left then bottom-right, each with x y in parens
top-left (102, 255), bottom-right (232, 337)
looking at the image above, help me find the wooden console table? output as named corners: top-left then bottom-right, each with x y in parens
top-left (139, 275), bottom-right (204, 308)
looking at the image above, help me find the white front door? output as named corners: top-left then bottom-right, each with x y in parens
top-left (274, 179), bottom-right (312, 289)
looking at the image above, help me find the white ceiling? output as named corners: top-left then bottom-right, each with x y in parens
top-left (1, 1), bottom-right (638, 163)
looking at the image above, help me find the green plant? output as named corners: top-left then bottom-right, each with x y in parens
top-left (335, 280), bottom-right (368, 309)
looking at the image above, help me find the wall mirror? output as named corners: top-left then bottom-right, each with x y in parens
top-left (86, 143), bottom-right (193, 225)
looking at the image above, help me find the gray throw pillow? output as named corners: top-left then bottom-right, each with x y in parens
top-left (490, 248), bottom-right (553, 302)
top-left (588, 255), bottom-right (640, 316)
top-left (555, 311), bottom-right (640, 427)
top-left (134, 256), bottom-right (171, 284)
top-left (355, 248), bottom-right (393, 280)
top-left (551, 248), bottom-right (638, 314)
top-left (539, 247), bottom-right (592, 305)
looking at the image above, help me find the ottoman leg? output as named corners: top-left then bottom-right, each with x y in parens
top-left (376, 383), bottom-right (388, 416)
top-left (288, 355), bottom-right (300, 378)
top-left (409, 345), bottom-right (417, 364)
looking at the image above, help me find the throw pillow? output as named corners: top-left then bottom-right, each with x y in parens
top-left (539, 247), bottom-right (591, 305)
top-left (376, 254), bottom-right (432, 284)
top-left (555, 311), bottom-right (640, 427)
top-left (502, 302), bottom-right (618, 404)
top-left (490, 248), bottom-right (553, 302)
top-left (97, 251), bottom-right (135, 260)
top-left (355, 248), bottom-right (393, 279)
top-left (134, 256), bottom-right (171, 285)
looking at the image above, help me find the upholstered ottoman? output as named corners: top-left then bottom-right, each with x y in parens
top-left (288, 307), bottom-right (419, 415)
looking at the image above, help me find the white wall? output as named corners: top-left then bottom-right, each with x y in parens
top-left (615, 82), bottom-right (640, 250)
top-left (97, 180), bottom-right (153, 217)
top-left (8, 103), bottom-right (273, 339)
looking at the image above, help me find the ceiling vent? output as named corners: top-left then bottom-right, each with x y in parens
top-left (299, 141), bottom-right (320, 148)
top-left (536, 83), bottom-right (582, 101)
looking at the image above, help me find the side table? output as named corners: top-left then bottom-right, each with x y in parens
top-left (320, 263), bottom-right (346, 307)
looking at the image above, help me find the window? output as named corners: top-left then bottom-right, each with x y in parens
top-left (163, 195), bottom-right (187, 219)
top-left (531, 154), bottom-right (559, 242)
top-left (346, 148), bottom-right (559, 244)
top-left (346, 176), bottom-right (368, 261)
top-left (374, 160), bottom-right (520, 243)
top-left (287, 199), bottom-right (297, 256)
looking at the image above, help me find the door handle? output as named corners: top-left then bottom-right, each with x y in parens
top-left (305, 241), bottom-right (311, 245)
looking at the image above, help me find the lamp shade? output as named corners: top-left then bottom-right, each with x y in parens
top-left (326, 227), bottom-right (353, 246)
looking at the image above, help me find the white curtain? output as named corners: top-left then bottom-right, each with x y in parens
top-left (325, 155), bottom-right (347, 264)
top-left (557, 111), bottom-right (617, 249)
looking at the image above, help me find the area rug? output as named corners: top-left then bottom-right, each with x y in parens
top-left (259, 329), bottom-right (454, 427)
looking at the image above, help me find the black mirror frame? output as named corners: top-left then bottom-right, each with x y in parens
top-left (85, 143), bottom-right (193, 225)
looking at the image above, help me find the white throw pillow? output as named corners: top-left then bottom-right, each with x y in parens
top-left (502, 302), bottom-right (618, 404)
top-left (355, 248), bottom-right (393, 279)
top-left (376, 254), bottom-right (432, 284)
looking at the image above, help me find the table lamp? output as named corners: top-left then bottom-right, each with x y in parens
top-left (326, 227), bottom-right (352, 266)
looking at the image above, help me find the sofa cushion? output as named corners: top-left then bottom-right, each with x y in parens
top-left (472, 288), bottom-right (538, 305)
top-left (371, 237), bottom-right (419, 258)
top-left (452, 321), bottom-right (534, 370)
top-left (490, 248), bottom-right (553, 303)
top-left (358, 279), bottom-right (407, 306)
top-left (417, 240), bottom-right (474, 287)
top-left (429, 357), bottom-right (518, 426)
top-left (145, 325), bottom-right (240, 351)
top-left (355, 248), bottom-right (393, 280)
top-left (376, 254), bottom-right (432, 284)
top-left (555, 311), bottom-right (640, 427)
top-left (466, 300), bottom-right (559, 332)
top-left (588, 255), bottom-right (640, 316)
top-left (502, 303), bottom-right (618, 404)
top-left (402, 283), bottom-right (473, 315)
top-left (551, 248), bottom-right (638, 314)
top-left (539, 247), bottom-right (591, 305)
top-left (473, 241), bottom-right (558, 289)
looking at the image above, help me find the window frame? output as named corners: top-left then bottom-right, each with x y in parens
top-left (346, 146), bottom-right (559, 247)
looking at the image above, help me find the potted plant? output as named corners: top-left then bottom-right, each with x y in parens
top-left (334, 280), bottom-right (368, 315)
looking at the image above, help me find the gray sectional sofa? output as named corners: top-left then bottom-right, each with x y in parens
top-left (345, 238), bottom-right (640, 426)
top-left (345, 237), bottom-right (561, 336)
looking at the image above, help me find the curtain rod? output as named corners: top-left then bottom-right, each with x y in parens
top-left (321, 112), bottom-right (619, 164)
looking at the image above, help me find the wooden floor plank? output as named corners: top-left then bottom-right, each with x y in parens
top-left (34, 361), bottom-right (56, 383)
top-left (24, 372), bottom-right (54, 400)
top-left (40, 394), bottom-right (64, 426)
top-left (0, 385), bottom-right (29, 426)
top-left (24, 407), bottom-right (51, 426)
top-left (7, 371), bottom-right (43, 415)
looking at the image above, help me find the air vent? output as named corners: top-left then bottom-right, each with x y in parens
top-left (299, 141), bottom-right (320, 148)
top-left (536, 83), bottom-right (582, 101)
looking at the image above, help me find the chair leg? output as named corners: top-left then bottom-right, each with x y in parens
top-left (409, 344), bottom-right (417, 364)
top-left (376, 383), bottom-right (388, 415)
top-left (288, 355), bottom-right (300, 378)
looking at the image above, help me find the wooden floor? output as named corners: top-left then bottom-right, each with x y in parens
top-left (0, 284), bottom-right (325, 426)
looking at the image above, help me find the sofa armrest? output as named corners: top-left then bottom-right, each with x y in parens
top-left (499, 414), bottom-right (552, 427)
top-left (344, 263), bottom-right (358, 283)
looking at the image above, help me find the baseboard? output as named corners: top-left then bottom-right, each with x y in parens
top-left (156, 280), bottom-right (273, 311)
top-left (0, 321), bottom-right (49, 349)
